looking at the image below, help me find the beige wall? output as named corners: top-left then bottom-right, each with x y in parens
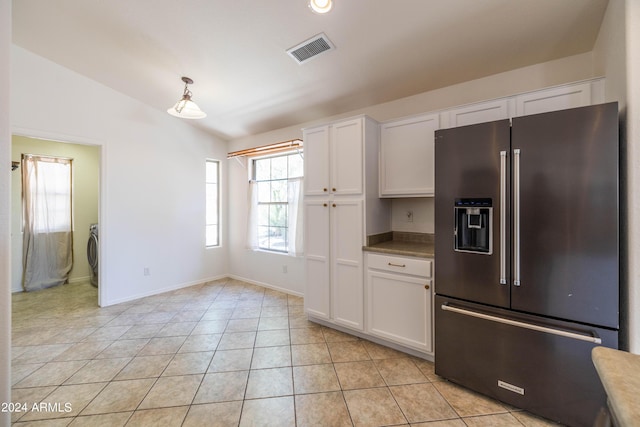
top-left (1, 0), bottom-right (11, 421)
top-left (10, 135), bottom-right (100, 292)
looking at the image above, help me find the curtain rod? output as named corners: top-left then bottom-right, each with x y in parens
top-left (227, 139), bottom-right (303, 159)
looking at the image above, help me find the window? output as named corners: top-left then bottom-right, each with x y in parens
top-left (206, 159), bottom-right (220, 247)
top-left (251, 151), bottom-right (303, 253)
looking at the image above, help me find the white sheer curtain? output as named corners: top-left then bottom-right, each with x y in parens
top-left (287, 177), bottom-right (304, 256)
top-left (246, 180), bottom-right (259, 250)
top-left (22, 155), bottom-right (74, 291)
top-left (246, 178), bottom-right (304, 256)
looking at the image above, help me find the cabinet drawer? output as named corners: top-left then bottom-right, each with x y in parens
top-left (367, 253), bottom-right (432, 277)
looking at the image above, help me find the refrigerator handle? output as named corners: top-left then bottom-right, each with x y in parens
top-left (500, 151), bottom-right (507, 285)
top-left (513, 148), bottom-right (521, 287)
top-left (440, 303), bottom-right (603, 344)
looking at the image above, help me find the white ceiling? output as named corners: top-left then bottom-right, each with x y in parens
top-left (12, 0), bottom-right (609, 140)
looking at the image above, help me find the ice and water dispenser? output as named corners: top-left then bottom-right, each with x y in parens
top-left (454, 198), bottom-right (492, 254)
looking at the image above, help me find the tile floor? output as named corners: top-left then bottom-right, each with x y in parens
top-left (10, 279), bottom-right (563, 426)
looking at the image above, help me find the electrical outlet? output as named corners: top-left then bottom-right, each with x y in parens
top-left (144, 267), bottom-right (150, 276)
top-left (406, 211), bottom-right (414, 222)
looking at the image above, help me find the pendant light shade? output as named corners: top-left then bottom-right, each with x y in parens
top-left (167, 77), bottom-right (206, 119)
top-left (308, 0), bottom-right (332, 14)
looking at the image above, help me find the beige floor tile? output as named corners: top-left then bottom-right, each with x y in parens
top-left (20, 382), bottom-right (107, 421)
top-left (260, 306), bottom-right (289, 318)
top-left (172, 310), bottom-right (206, 322)
top-left (13, 418), bottom-right (73, 426)
top-left (511, 410), bottom-right (564, 426)
top-left (201, 309), bottom-right (234, 321)
top-left (251, 345), bottom-right (291, 369)
top-left (106, 313), bottom-right (147, 327)
top-left (258, 316), bottom-right (289, 331)
top-left (374, 357), bottom-right (428, 385)
top-left (95, 338), bottom-right (149, 359)
top-left (295, 391), bottom-right (352, 427)
top-left (362, 340), bottom-right (410, 360)
top-left (179, 333), bottom-right (222, 353)
top-left (255, 329), bottom-right (290, 347)
top-left (67, 412), bottom-right (132, 426)
top-left (44, 328), bottom-right (97, 344)
top-left (390, 383), bottom-right (458, 423)
top-left (289, 315), bottom-right (319, 329)
top-left (193, 371), bottom-right (249, 403)
top-left (162, 351), bottom-right (214, 376)
top-left (289, 327), bottom-right (325, 345)
top-left (239, 396), bottom-right (295, 427)
top-left (126, 406), bottom-right (189, 427)
top-left (15, 360), bottom-right (88, 388)
top-left (64, 358), bottom-right (131, 384)
top-left (12, 363), bottom-right (45, 386)
top-left (137, 336), bottom-right (186, 356)
top-left (411, 420), bottom-right (467, 427)
top-left (54, 341), bottom-right (112, 361)
top-left (293, 364), bottom-right (340, 394)
top-left (226, 318), bottom-right (260, 332)
top-left (334, 360), bottom-right (386, 390)
top-left (12, 344), bottom-right (73, 364)
top-left (433, 381), bottom-right (509, 418)
top-left (327, 341), bottom-right (371, 363)
top-left (322, 328), bottom-right (360, 343)
top-left (138, 374), bottom-right (203, 409)
top-left (114, 354), bottom-right (172, 380)
top-left (80, 378), bottom-right (155, 415)
top-left (343, 387), bottom-right (408, 427)
top-left (156, 321), bottom-right (197, 337)
top-left (140, 311), bottom-right (176, 324)
top-left (462, 412), bottom-right (525, 426)
top-left (292, 343), bottom-right (332, 366)
top-left (217, 331), bottom-right (256, 350)
top-left (208, 349), bottom-right (253, 372)
top-left (11, 386), bottom-right (57, 423)
top-left (413, 358), bottom-right (440, 381)
top-left (191, 320), bottom-right (228, 335)
top-left (118, 324), bottom-right (163, 340)
top-left (245, 367), bottom-right (293, 399)
top-left (83, 325), bottom-right (131, 341)
top-left (183, 401), bottom-right (242, 427)
top-left (232, 307), bottom-right (261, 319)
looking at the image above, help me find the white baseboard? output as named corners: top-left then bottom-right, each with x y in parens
top-left (227, 274), bottom-right (304, 298)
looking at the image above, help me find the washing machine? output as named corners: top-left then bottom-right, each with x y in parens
top-left (87, 224), bottom-right (99, 287)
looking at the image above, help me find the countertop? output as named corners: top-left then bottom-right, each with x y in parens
top-left (592, 346), bottom-right (640, 426)
top-left (363, 232), bottom-right (434, 258)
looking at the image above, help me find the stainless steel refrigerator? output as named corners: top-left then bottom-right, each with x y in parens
top-left (434, 102), bottom-right (619, 427)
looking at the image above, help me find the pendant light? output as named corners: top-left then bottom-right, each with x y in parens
top-left (167, 76), bottom-right (207, 119)
top-left (308, 0), bottom-right (333, 14)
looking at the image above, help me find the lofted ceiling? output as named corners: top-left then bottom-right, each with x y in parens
top-left (12, 0), bottom-right (609, 140)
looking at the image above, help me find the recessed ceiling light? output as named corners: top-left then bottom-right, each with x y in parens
top-left (308, 0), bottom-right (333, 14)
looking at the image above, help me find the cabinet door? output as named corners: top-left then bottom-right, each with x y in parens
top-left (380, 114), bottom-right (439, 197)
top-left (367, 271), bottom-right (432, 352)
top-left (515, 82), bottom-right (591, 117)
top-left (331, 200), bottom-right (364, 330)
top-left (304, 200), bottom-right (331, 320)
top-left (303, 126), bottom-right (330, 196)
top-left (447, 99), bottom-right (509, 128)
top-left (331, 118), bottom-right (363, 195)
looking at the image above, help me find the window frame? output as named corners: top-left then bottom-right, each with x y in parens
top-left (205, 158), bottom-right (220, 248)
top-left (251, 150), bottom-right (303, 253)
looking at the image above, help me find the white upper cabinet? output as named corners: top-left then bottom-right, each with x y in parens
top-left (445, 99), bottom-right (510, 128)
top-left (514, 81), bottom-right (596, 117)
top-left (304, 117), bottom-right (365, 197)
top-left (303, 125), bottom-right (330, 196)
top-left (379, 113), bottom-right (439, 198)
top-left (331, 118), bottom-right (364, 195)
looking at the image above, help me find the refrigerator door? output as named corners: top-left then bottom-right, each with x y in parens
top-left (435, 120), bottom-right (511, 308)
top-left (435, 295), bottom-right (617, 427)
top-left (511, 102), bottom-right (619, 328)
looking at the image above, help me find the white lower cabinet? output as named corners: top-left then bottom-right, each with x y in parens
top-left (366, 253), bottom-right (433, 354)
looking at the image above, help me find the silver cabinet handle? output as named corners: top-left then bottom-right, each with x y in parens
top-left (441, 304), bottom-right (602, 344)
top-left (500, 150), bottom-right (507, 285)
top-left (513, 148), bottom-right (521, 287)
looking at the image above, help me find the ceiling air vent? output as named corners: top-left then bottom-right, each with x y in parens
top-left (287, 33), bottom-right (335, 64)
